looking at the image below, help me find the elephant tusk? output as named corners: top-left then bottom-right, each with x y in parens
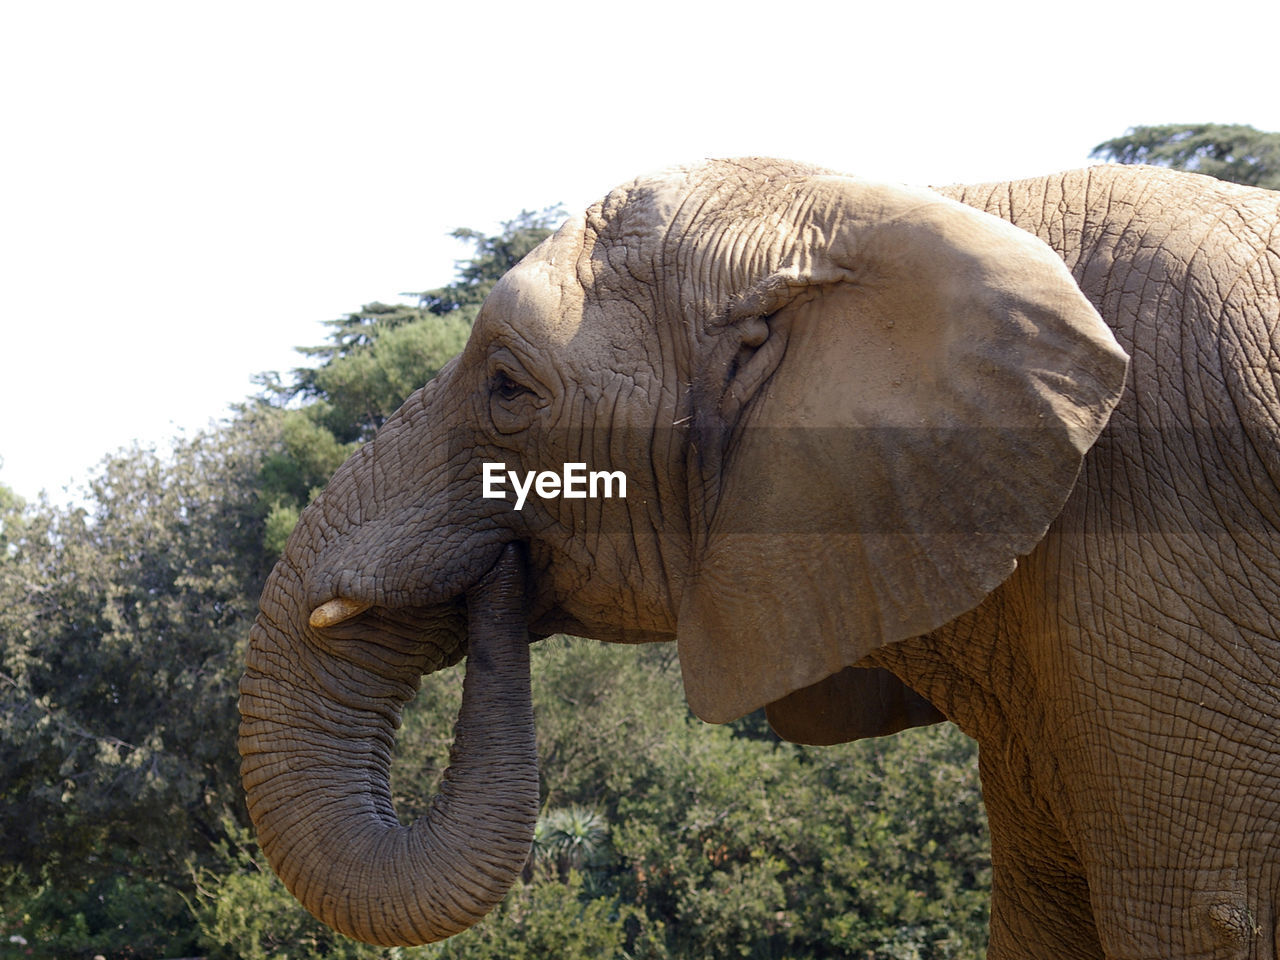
top-left (309, 597), bottom-right (372, 629)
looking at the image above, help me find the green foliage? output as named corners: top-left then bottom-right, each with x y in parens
top-left (388, 640), bottom-right (989, 960)
top-left (254, 405), bottom-right (358, 556)
top-left (531, 638), bottom-right (689, 807)
top-left (1, 864), bottom-right (199, 960)
top-left (0, 484), bottom-right (27, 556)
top-left (0, 422), bottom-right (287, 957)
top-left (426, 873), bottom-right (630, 960)
top-left (0, 422), bottom-right (276, 893)
top-left (191, 822), bottom-right (393, 960)
top-left (272, 206), bottom-right (563, 447)
top-left (533, 806), bottom-right (613, 889)
top-left (259, 406), bottom-right (356, 503)
top-left (1091, 124), bottom-right (1280, 189)
top-left (285, 306), bottom-right (474, 444)
top-left (797, 731), bottom-right (990, 959)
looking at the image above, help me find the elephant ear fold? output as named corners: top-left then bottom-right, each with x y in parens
top-left (677, 176), bottom-right (1129, 726)
top-left (764, 667), bottom-right (946, 745)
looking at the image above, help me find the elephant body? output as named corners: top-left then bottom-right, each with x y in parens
top-left (881, 168), bottom-right (1280, 957)
top-left (240, 162), bottom-right (1280, 958)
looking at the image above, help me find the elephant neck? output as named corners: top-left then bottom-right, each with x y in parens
top-left (865, 599), bottom-right (1019, 746)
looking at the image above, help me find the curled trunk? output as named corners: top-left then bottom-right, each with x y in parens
top-left (239, 545), bottom-right (538, 946)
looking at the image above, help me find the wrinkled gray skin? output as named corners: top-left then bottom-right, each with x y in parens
top-left (240, 160), bottom-right (1280, 958)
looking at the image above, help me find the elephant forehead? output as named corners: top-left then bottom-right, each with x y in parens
top-left (484, 255), bottom-right (585, 346)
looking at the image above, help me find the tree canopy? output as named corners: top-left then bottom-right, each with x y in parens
top-left (277, 205), bottom-right (565, 443)
top-left (0, 424), bottom-right (277, 957)
top-left (1091, 123), bottom-right (1280, 189)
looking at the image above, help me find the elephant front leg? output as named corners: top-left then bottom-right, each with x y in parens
top-left (984, 741), bottom-right (1278, 959)
top-left (980, 747), bottom-right (1104, 959)
top-left (987, 846), bottom-right (1102, 959)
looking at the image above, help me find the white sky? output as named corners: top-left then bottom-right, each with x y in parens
top-left (2, 0), bottom-right (1278, 503)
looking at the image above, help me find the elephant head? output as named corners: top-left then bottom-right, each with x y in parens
top-left (239, 158), bottom-right (1128, 945)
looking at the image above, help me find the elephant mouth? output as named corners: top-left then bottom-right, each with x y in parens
top-left (304, 546), bottom-right (668, 655)
top-left (303, 594), bottom-right (472, 677)
top-left (304, 544), bottom-right (565, 670)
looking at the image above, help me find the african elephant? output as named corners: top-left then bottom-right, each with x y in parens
top-left (239, 159), bottom-right (1280, 958)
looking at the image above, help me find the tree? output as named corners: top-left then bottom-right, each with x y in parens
top-left (386, 639), bottom-right (990, 960)
top-left (1091, 124), bottom-right (1280, 189)
top-left (0, 420), bottom-right (281, 955)
top-left (0, 483), bottom-right (26, 555)
top-left (276, 206), bottom-right (565, 444)
top-left (280, 303), bottom-right (472, 444)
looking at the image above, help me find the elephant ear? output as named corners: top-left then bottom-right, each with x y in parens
top-left (764, 667), bottom-right (946, 745)
top-left (676, 173), bottom-right (1129, 730)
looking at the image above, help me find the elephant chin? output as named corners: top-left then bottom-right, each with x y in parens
top-left (238, 544), bottom-right (538, 946)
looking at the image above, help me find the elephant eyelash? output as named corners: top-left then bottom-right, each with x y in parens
top-left (492, 371), bottom-right (532, 401)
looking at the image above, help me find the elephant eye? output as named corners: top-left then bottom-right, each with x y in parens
top-left (492, 371), bottom-right (531, 401)
top-left (487, 355), bottom-right (541, 434)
